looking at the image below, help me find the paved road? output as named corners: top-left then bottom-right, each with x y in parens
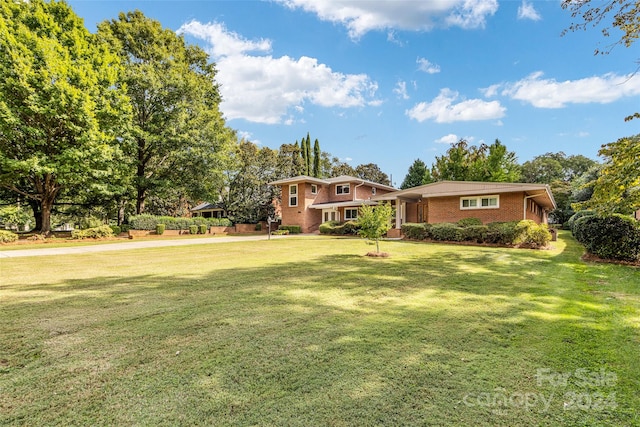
top-left (0, 234), bottom-right (292, 258)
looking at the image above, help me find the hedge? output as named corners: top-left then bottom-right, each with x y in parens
top-left (0, 230), bottom-right (18, 243)
top-left (457, 217), bottom-right (483, 227)
top-left (128, 215), bottom-right (232, 230)
top-left (567, 210), bottom-right (596, 234)
top-left (278, 225), bottom-right (301, 234)
top-left (318, 221), bottom-right (360, 235)
top-left (71, 225), bottom-right (114, 239)
top-left (401, 223), bottom-right (429, 240)
top-left (462, 225), bottom-right (489, 243)
top-left (430, 223), bottom-right (464, 242)
top-left (573, 214), bottom-right (640, 261)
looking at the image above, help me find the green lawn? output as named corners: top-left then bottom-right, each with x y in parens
top-left (1, 232), bottom-right (638, 426)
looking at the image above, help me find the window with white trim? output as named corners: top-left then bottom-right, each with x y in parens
top-left (460, 195), bottom-right (499, 209)
top-left (336, 184), bottom-right (350, 195)
top-left (345, 208), bottom-right (358, 220)
top-left (311, 184), bottom-right (318, 194)
top-left (289, 184), bottom-right (298, 207)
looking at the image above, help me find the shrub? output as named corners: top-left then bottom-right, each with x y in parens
top-left (319, 221), bottom-right (338, 234)
top-left (71, 225), bottom-right (114, 239)
top-left (255, 223), bottom-right (262, 231)
top-left (457, 217), bottom-right (483, 227)
top-left (462, 225), bottom-right (489, 243)
top-left (129, 214), bottom-right (158, 231)
top-left (567, 210), bottom-right (596, 234)
top-left (573, 214), bottom-right (640, 261)
top-left (271, 229), bottom-right (290, 235)
top-left (199, 224), bottom-right (208, 234)
top-left (485, 222), bottom-right (520, 245)
top-left (430, 223), bottom-right (464, 242)
top-left (110, 225), bottom-right (122, 235)
top-left (279, 225), bottom-right (301, 234)
top-left (340, 220), bottom-right (361, 235)
top-left (189, 225), bottom-right (198, 235)
top-left (514, 220), bottom-right (551, 247)
top-left (120, 224), bottom-right (131, 233)
top-left (207, 217), bottom-right (232, 227)
top-left (401, 223), bottom-right (428, 240)
top-left (156, 224), bottom-right (166, 235)
top-left (0, 230), bottom-right (18, 243)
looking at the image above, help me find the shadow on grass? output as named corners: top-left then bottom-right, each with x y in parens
top-left (1, 234), bottom-right (639, 426)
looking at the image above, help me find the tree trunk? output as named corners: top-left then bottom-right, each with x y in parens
top-left (136, 187), bottom-right (146, 214)
top-left (40, 198), bottom-right (54, 234)
top-left (117, 200), bottom-right (125, 226)
top-left (28, 199), bottom-right (43, 232)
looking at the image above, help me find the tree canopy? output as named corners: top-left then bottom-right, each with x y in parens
top-left (0, 0), bottom-right (131, 233)
top-left (97, 11), bottom-right (235, 214)
top-left (400, 159), bottom-right (432, 189)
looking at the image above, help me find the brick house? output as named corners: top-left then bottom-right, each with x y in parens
top-left (373, 181), bottom-right (556, 232)
top-left (269, 175), bottom-right (397, 233)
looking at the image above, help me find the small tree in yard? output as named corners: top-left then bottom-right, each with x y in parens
top-left (358, 202), bottom-right (394, 255)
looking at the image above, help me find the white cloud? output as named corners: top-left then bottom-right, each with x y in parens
top-left (501, 71), bottom-right (640, 108)
top-left (406, 88), bottom-right (506, 123)
top-left (179, 21), bottom-right (379, 124)
top-left (394, 81), bottom-right (409, 100)
top-left (435, 133), bottom-right (459, 144)
top-left (417, 57), bottom-right (441, 74)
top-left (275, 0), bottom-right (499, 38)
top-left (517, 0), bottom-right (541, 21)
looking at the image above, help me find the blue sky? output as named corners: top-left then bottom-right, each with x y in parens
top-left (69, 0), bottom-right (640, 186)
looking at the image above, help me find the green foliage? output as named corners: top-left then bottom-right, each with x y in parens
top-left (110, 225), bottom-right (122, 235)
top-left (430, 223), bottom-right (464, 242)
top-left (485, 222), bottom-right (520, 245)
top-left (358, 203), bottom-right (394, 253)
top-left (572, 214), bottom-right (640, 261)
top-left (254, 223), bottom-right (262, 231)
top-left (462, 225), bottom-right (489, 243)
top-left (567, 210), bottom-right (596, 233)
top-left (199, 224), bottom-right (208, 234)
top-left (71, 225), bottom-right (114, 239)
top-left (432, 139), bottom-right (520, 182)
top-left (271, 229), bottom-right (289, 235)
top-left (156, 224), bottom-right (165, 235)
top-left (98, 11), bottom-right (235, 214)
top-left (514, 220), bottom-right (552, 248)
top-left (313, 139), bottom-right (321, 178)
top-left (278, 225), bottom-right (302, 234)
top-left (188, 225), bottom-right (198, 235)
top-left (400, 159), bottom-right (432, 189)
top-left (457, 217), bottom-right (483, 227)
top-left (129, 214), bottom-right (158, 230)
top-left (401, 223), bottom-right (429, 240)
top-left (354, 163), bottom-right (391, 186)
top-left (0, 0), bottom-right (131, 233)
top-left (210, 218), bottom-right (233, 227)
top-left (0, 229), bottom-right (18, 243)
top-left (0, 205), bottom-right (31, 230)
top-left (319, 221), bottom-right (361, 235)
top-left (578, 135), bottom-right (640, 214)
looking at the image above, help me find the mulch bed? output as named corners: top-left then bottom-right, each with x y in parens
top-left (581, 252), bottom-right (640, 267)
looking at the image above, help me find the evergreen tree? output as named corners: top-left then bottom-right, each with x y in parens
top-left (305, 133), bottom-right (312, 176)
top-left (313, 139), bottom-right (321, 178)
top-left (401, 159), bottom-right (432, 189)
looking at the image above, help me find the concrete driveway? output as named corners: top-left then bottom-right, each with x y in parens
top-left (0, 234), bottom-right (291, 258)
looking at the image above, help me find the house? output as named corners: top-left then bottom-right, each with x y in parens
top-left (190, 202), bottom-right (227, 219)
top-left (373, 181), bottom-right (556, 232)
top-left (269, 175), bottom-right (397, 233)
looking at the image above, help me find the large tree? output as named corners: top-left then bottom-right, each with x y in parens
top-left (577, 135), bottom-right (639, 214)
top-left (0, 0), bottom-right (130, 233)
top-left (431, 139), bottom-right (519, 182)
top-left (97, 11), bottom-right (233, 214)
top-left (400, 159), bottom-right (433, 189)
top-left (355, 163), bottom-right (391, 186)
top-left (312, 139), bottom-right (321, 178)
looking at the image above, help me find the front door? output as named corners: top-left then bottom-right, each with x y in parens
top-left (323, 209), bottom-right (339, 222)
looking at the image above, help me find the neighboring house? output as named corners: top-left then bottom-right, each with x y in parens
top-left (373, 181), bottom-right (556, 231)
top-left (269, 175), bottom-right (397, 233)
top-left (190, 202), bottom-right (227, 219)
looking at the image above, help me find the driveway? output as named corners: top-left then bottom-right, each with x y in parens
top-left (0, 234), bottom-right (291, 258)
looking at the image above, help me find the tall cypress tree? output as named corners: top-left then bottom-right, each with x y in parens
top-left (313, 139), bottom-right (321, 178)
top-left (305, 133), bottom-right (312, 175)
top-left (300, 136), bottom-right (308, 175)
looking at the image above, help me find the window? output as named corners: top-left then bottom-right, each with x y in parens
top-left (311, 184), bottom-right (318, 194)
top-left (289, 184), bottom-right (298, 207)
top-left (345, 208), bottom-right (358, 220)
top-left (460, 195), bottom-right (499, 210)
top-left (336, 184), bottom-right (350, 195)
top-left (371, 187), bottom-right (377, 195)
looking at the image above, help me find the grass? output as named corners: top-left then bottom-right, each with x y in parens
top-left (1, 231), bottom-right (638, 425)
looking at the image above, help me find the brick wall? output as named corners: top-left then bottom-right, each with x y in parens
top-left (426, 192), bottom-right (545, 224)
top-left (280, 182), bottom-right (322, 233)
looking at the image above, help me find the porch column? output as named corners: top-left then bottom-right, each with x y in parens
top-left (395, 201), bottom-right (402, 229)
